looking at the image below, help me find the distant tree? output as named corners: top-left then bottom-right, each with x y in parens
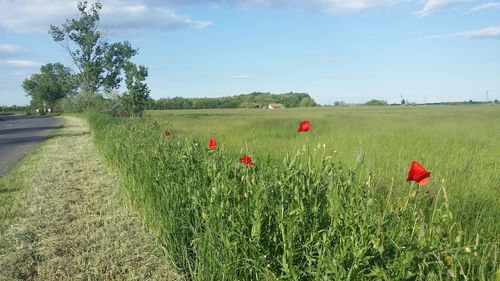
top-left (279, 92), bottom-right (311, 107)
top-left (0, 105), bottom-right (29, 113)
top-left (49, 0), bottom-right (137, 94)
top-left (365, 99), bottom-right (388, 106)
top-left (495, 99), bottom-right (499, 103)
top-left (121, 63), bottom-right (150, 116)
top-left (299, 97), bottom-right (317, 107)
top-left (22, 63), bottom-right (76, 108)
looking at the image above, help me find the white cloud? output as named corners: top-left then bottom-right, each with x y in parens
top-left (415, 0), bottom-right (471, 16)
top-left (467, 2), bottom-right (500, 12)
top-left (101, 1), bottom-right (212, 31)
top-left (429, 25), bottom-right (500, 39)
top-left (321, 0), bottom-right (403, 13)
top-left (0, 0), bottom-right (407, 34)
top-left (5, 60), bottom-right (42, 67)
top-left (227, 0), bottom-right (403, 13)
top-left (0, 0), bottom-right (211, 33)
top-left (0, 0), bottom-right (76, 33)
top-left (0, 0), bottom-right (487, 36)
top-left (0, 44), bottom-right (29, 57)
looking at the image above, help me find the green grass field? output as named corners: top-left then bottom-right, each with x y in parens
top-left (147, 105), bottom-right (500, 233)
top-left (88, 105), bottom-right (499, 280)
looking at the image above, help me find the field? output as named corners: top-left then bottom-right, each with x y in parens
top-left (88, 105), bottom-right (499, 280)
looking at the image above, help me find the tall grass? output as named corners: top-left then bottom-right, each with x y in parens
top-left (147, 106), bottom-right (500, 241)
top-left (88, 106), bottom-right (499, 280)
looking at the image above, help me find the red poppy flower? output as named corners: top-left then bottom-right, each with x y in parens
top-left (298, 120), bottom-right (311, 132)
top-left (407, 160), bottom-right (431, 186)
top-left (208, 138), bottom-right (217, 150)
top-left (239, 154), bottom-right (254, 166)
top-left (165, 130), bottom-right (171, 137)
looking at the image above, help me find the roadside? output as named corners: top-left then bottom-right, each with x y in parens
top-left (0, 116), bottom-right (182, 280)
top-left (0, 114), bottom-right (62, 176)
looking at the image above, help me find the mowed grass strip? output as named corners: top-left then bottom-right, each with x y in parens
top-left (0, 116), bottom-right (182, 280)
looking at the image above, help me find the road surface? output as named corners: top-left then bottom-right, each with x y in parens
top-left (0, 115), bottom-right (62, 176)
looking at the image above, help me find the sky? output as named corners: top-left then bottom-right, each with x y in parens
top-left (0, 0), bottom-right (499, 106)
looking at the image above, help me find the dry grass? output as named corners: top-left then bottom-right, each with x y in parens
top-left (0, 116), bottom-right (182, 280)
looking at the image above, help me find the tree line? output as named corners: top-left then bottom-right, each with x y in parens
top-left (147, 92), bottom-right (317, 110)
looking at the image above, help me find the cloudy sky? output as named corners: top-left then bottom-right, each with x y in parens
top-left (0, 0), bottom-right (499, 105)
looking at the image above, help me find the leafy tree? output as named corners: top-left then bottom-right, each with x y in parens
top-left (299, 97), bottom-right (317, 107)
top-left (22, 63), bottom-right (75, 108)
top-left (49, 0), bottom-right (137, 94)
top-left (57, 91), bottom-right (106, 113)
top-left (364, 99), bottom-right (388, 106)
top-left (121, 63), bottom-right (150, 116)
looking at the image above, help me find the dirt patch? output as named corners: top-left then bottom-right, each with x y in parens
top-left (0, 116), bottom-right (182, 280)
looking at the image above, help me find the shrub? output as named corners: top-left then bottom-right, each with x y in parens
top-left (57, 91), bottom-right (106, 113)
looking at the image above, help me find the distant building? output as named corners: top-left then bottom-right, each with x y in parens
top-left (268, 103), bottom-right (285, 109)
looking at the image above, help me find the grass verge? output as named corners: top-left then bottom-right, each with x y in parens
top-left (0, 116), bottom-right (181, 280)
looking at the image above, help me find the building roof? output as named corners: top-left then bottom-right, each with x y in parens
top-left (268, 103), bottom-right (285, 108)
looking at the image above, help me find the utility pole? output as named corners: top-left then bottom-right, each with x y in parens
top-left (486, 90), bottom-right (489, 102)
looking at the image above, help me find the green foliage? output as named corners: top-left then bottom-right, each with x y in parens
top-left (299, 97), bottom-right (317, 107)
top-left (365, 99), bottom-right (389, 106)
top-left (0, 105), bottom-right (29, 113)
top-left (148, 92), bottom-right (316, 110)
top-left (22, 63), bottom-right (75, 108)
top-left (88, 106), bottom-right (499, 280)
top-left (45, 0), bottom-right (149, 115)
top-left (56, 91), bottom-right (106, 113)
top-left (120, 63), bottom-right (150, 116)
top-left (49, 0), bottom-right (138, 94)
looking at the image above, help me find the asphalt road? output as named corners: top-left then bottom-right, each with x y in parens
top-left (0, 115), bottom-right (62, 176)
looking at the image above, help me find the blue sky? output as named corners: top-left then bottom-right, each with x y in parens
top-left (1, 0), bottom-right (499, 106)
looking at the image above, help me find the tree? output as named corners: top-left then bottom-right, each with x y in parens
top-left (121, 63), bottom-right (150, 116)
top-left (22, 63), bottom-right (75, 108)
top-left (299, 97), bottom-right (317, 107)
top-left (364, 99), bottom-right (388, 106)
top-left (49, 0), bottom-right (137, 94)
